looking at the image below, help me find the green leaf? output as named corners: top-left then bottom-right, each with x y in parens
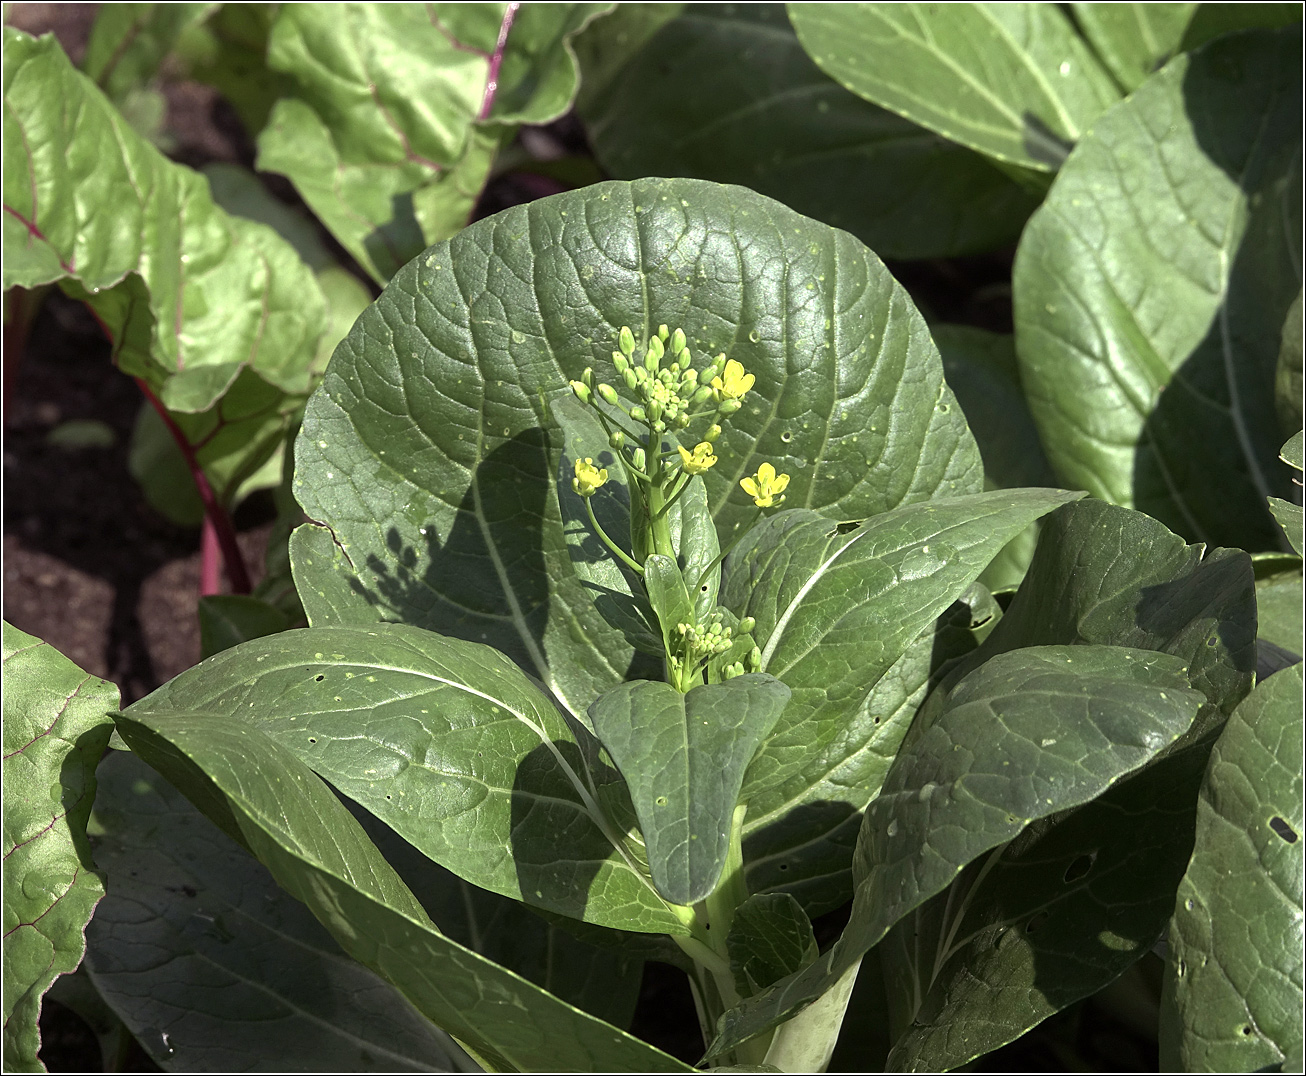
top-left (1071, 3), bottom-right (1196, 92)
top-left (724, 488), bottom-right (1080, 906)
top-left (1255, 555), bottom-right (1303, 659)
top-left (643, 555), bottom-right (696, 660)
top-left (727, 893), bottom-right (817, 996)
top-left (110, 708), bottom-right (693, 1073)
top-left (2, 29), bottom-right (327, 414)
top-left (125, 624), bottom-right (684, 935)
top-left (256, 3), bottom-right (607, 285)
top-left (1270, 432), bottom-right (1305, 558)
top-left (1179, 2), bottom-right (1304, 51)
top-left (178, 4), bottom-right (289, 134)
top-left (1276, 289), bottom-right (1302, 437)
top-left (290, 177), bottom-right (981, 724)
top-left (1013, 27), bottom-right (1301, 552)
top-left (197, 594), bottom-right (292, 658)
top-left (85, 751), bottom-right (473, 1072)
top-left (578, 4), bottom-right (1038, 260)
top-left (589, 675), bottom-right (791, 906)
top-left (1161, 663), bottom-right (1304, 1071)
top-left (2, 624), bottom-right (117, 1073)
top-left (788, 2), bottom-right (1120, 172)
top-left (710, 644), bottom-right (1205, 1059)
top-left (83, 3), bottom-right (216, 102)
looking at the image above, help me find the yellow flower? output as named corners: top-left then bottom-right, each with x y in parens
top-left (740, 462), bottom-right (790, 508)
top-left (678, 441), bottom-right (718, 475)
top-left (572, 457), bottom-right (608, 497)
top-left (711, 358), bottom-right (755, 401)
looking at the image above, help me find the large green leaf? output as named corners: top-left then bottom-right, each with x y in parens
top-left (290, 177), bottom-right (982, 724)
top-left (578, 4), bottom-right (1037, 260)
top-left (1013, 27), bottom-right (1301, 552)
top-left (709, 644), bottom-right (1205, 1058)
top-left (723, 489), bottom-right (1080, 906)
top-left (1160, 663), bottom-right (1304, 1071)
top-left (257, 3), bottom-right (608, 285)
top-left (589, 675), bottom-right (790, 906)
top-left (866, 498), bottom-right (1257, 1066)
top-left (2, 29), bottom-right (326, 414)
top-left (110, 709), bottom-right (692, 1073)
top-left (85, 751), bottom-right (473, 1072)
top-left (1071, 3), bottom-right (1196, 92)
top-left (2, 624), bottom-right (117, 1072)
top-left (787, 3), bottom-right (1120, 172)
top-left (124, 624), bottom-right (683, 935)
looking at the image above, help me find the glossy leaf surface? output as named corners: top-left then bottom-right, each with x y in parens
top-left (579, 4), bottom-right (1037, 260)
top-left (290, 177), bottom-right (982, 727)
top-left (711, 643), bottom-right (1204, 1056)
top-left (124, 624), bottom-right (683, 934)
top-left (110, 709), bottom-right (692, 1072)
top-left (1161, 663), bottom-right (1304, 1071)
top-left (2, 29), bottom-right (325, 414)
top-left (589, 675), bottom-right (790, 905)
top-left (724, 489), bottom-right (1080, 904)
top-left (788, 3), bottom-right (1119, 172)
top-left (1014, 28), bottom-right (1301, 552)
top-left (2, 624), bottom-right (116, 1072)
top-left (85, 751), bottom-right (472, 1072)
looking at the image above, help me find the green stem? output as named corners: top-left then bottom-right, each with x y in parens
top-left (584, 498), bottom-right (643, 574)
top-left (646, 437), bottom-right (676, 560)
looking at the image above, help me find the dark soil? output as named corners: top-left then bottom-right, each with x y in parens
top-left (5, 4), bottom-right (1155, 1073)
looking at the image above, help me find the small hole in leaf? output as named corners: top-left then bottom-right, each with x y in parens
top-left (655, 796), bottom-right (668, 806)
top-left (307, 737), bottom-right (316, 744)
top-left (700, 584), bottom-right (709, 593)
top-left (778, 863), bottom-right (789, 872)
top-left (1240, 1025), bottom-right (1254, 1037)
top-left (1063, 852), bottom-right (1096, 882)
top-left (1025, 911), bottom-right (1049, 933)
top-left (315, 675), bottom-right (325, 682)
top-left (1269, 816), bottom-right (1298, 843)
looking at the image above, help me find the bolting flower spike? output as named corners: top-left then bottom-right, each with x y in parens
top-left (678, 441), bottom-right (718, 475)
top-left (711, 358), bottom-right (754, 401)
top-left (572, 457), bottom-right (608, 497)
top-left (740, 461), bottom-right (790, 508)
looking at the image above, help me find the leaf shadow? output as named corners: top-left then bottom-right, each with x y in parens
top-left (1127, 50), bottom-right (1298, 551)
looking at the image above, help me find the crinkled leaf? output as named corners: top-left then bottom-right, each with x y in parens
top-left (727, 893), bottom-right (817, 997)
top-left (85, 751), bottom-right (473, 1072)
top-left (579, 4), bottom-right (1037, 260)
top-left (787, 2), bottom-right (1120, 172)
top-left (290, 177), bottom-right (981, 725)
top-left (2, 624), bottom-right (117, 1073)
top-left (125, 624), bottom-right (683, 934)
top-left (1161, 663), bottom-right (1304, 1071)
top-left (710, 644), bottom-right (1205, 1058)
top-left (110, 709), bottom-right (692, 1073)
top-left (1070, 3), bottom-right (1196, 93)
top-left (2, 29), bottom-right (326, 414)
top-left (723, 488), bottom-right (1080, 905)
top-left (589, 675), bottom-right (790, 906)
top-left (1013, 27), bottom-right (1301, 552)
top-left (257, 3), bottom-right (607, 285)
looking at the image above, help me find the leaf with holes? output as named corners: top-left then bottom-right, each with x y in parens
top-left (2, 623), bottom-right (117, 1072)
top-left (1161, 663), bottom-right (1305, 1071)
top-left (122, 623), bottom-right (682, 934)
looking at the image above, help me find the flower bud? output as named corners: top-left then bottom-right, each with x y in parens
top-left (670, 328), bottom-right (686, 355)
top-left (632, 448), bottom-right (646, 471)
top-left (598, 383), bottom-right (619, 406)
top-left (704, 423), bottom-right (722, 442)
top-left (630, 405), bottom-right (647, 422)
top-left (623, 369), bottom-right (638, 390)
top-left (619, 326), bottom-right (636, 357)
top-left (570, 380), bottom-right (591, 404)
top-left (609, 430), bottom-right (625, 449)
top-left (613, 353), bottom-right (629, 375)
top-left (738, 616), bottom-right (756, 634)
top-left (646, 335), bottom-right (665, 365)
top-left (749, 646), bottom-right (762, 671)
top-left (582, 367), bottom-right (594, 389)
top-left (692, 385), bottom-right (714, 406)
top-left (658, 324), bottom-right (670, 342)
top-left (675, 412), bottom-right (690, 429)
top-left (719, 397), bottom-right (742, 415)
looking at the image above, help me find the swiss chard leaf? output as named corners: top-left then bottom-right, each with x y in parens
top-left (589, 675), bottom-right (791, 906)
top-left (123, 624), bottom-right (683, 935)
top-left (110, 709), bottom-right (693, 1073)
top-left (2, 28), bottom-right (326, 414)
top-left (1160, 663), bottom-right (1304, 1071)
top-left (85, 751), bottom-right (473, 1072)
top-left (710, 644), bottom-right (1205, 1058)
top-left (578, 4), bottom-right (1038, 260)
top-left (1013, 27), bottom-right (1301, 553)
top-left (787, 3), bottom-right (1120, 172)
top-left (2, 624), bottom-right (117, 1072)
top-left (290, 177), bottom-right (982, 725)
